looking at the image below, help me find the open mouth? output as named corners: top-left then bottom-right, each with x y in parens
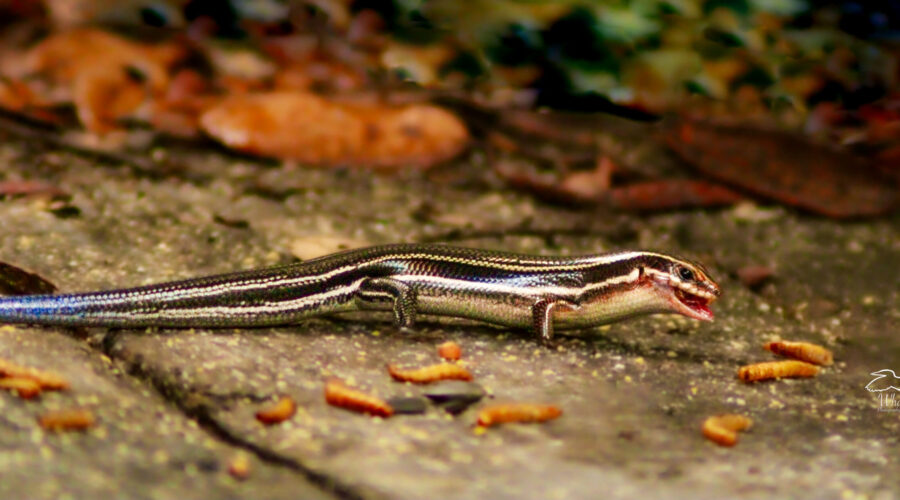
top-left (674, 288), bottom-right (715, 321)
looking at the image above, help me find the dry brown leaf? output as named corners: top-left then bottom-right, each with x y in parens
top-left (0, 79), bottom-right (64, 123)
top-left (0, 79), bottom-right (37, 112)
top-left (19, 29), bottom-right (185, 132)
top-left (24, 29), bottom-right (182, 90)
top-left (200, 91), bottom-right (469, 169)
top-left (273, 60), bottom-right (365, 93)
top-left (667, 120), bottom-right (898, 218)
top-left (73, 67), bottom-right (148, 133)
top-left (736, 265), bottom-right (775, 288)
top-left (0, 180), bottom-right (68, 199)
top-left (142, 69), bottom-right (219, 138)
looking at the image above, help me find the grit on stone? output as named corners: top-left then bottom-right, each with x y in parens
top-left (0, 327), bottom-right (334, 500)
top-left (0, 136), bottom-right (897, 499)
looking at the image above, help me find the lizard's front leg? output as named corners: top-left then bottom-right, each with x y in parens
top-left (532, 298), bottom-right (579, 346)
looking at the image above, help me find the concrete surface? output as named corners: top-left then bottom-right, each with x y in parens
top-left (0, 132), bottom-right (897, 500)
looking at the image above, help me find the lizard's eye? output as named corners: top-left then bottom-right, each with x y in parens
top-left (677, 266), bottom-right (695, 282)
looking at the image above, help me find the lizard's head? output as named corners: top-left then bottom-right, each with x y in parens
top-left (644, 256), bottom-right (720, 321)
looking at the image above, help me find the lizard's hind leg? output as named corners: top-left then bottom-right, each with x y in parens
top-left (355, 278), bottom-right (418, 328)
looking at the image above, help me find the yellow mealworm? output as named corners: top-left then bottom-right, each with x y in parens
top-left (228, 454), bottom-right (251, 480)
top-left (437, 341), bottom-right (462, 361)
top-left (738, 360), bottom-right (819, 382)
top-left (255, 395), bottom-right (297, 424)
top-left (0, 359), bottom-right (69, 390)
top-left (387, 363), bottom-right (473, 384)
top-left (324, 379), bottom-right (393, 417)
top-left (38, 409), bottom-right (95, 431)
top-left (763, 341), bottom-right (833, 366)
top-left (476, 403), bottom-right (562, 427)
top-left (702, 414), bottom-right (753, 447)
top-left (0, 377), bottom-right (42, 399)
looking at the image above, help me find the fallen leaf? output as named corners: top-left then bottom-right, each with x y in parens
top-left (736, 265), bottom-right (774, 288)
top-left (200, 91), bottom-right (469, 169)
top-left (0, 261), bottom-right (58, 295)
top-left (23, 28), bottom-right (182, 90)
top-left (20, 28), bottom-right (185, 132)
top-left (605, 180), bottom-right (744, 211)
top-left (141, 69), bottom-right (218, 138)
top-left (0, 180), bottom-right (67, 199)
top-left (73, 66), bottom-right (148, 133)
top-left (667, 120), bottom-right (899, 218)
top-left (0, 78), bottom-right (37, 112)
top-left (495, 157), bottom-right (743, 211)
top-left (0, 79), bottom-right (64, 123)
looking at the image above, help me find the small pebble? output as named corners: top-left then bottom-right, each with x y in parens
top-left (423, 381), bottom-right (486, 403)
top-left (424, 381), bottom-right (485, 414)
top-left (736, 265), bottom-right (775, 288)
top-left (385, 396), bottom-right (428, 415)
top-left (439, 398), bottom-right (480, 415)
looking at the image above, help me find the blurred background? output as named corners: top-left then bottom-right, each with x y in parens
top-left (0, 4), bottom-right (898, 499)
top-left (0, 0), bottom-right (897, 216)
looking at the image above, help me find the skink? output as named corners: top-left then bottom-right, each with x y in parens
top-left (0, 244), bottom-right (720, 344)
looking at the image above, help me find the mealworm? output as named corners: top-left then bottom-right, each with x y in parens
top-left (437, 341), bottom-right (462, 361)
top-left (324, 379), bottom-right (393, 417)
top-left (0, 377), bottom-right (42, 399)
top-left (476, 403), bottom-right (562, 427)
top-left (228, 454), bottom-right (251, 480)
top-left (0, 359), bottom-right (69, 390)
top-left (255, 395), bottom-right (297, 424)
top-left (38, 409), bottom-right (95, 431)
top-left (738, 360), bottom-right (819, 382)
top-left (702, 414), bottom-right (753, 447)
top-left (387, 363), bottom-right (473, 384)
top-left (763, 341), bottom-right (833, 366)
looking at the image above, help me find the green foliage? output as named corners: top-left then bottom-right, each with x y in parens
top-left (380, 0), bottom-right (894, 113)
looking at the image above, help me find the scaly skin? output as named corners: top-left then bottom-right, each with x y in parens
top-left (0, 244), bottom-right (720, 344)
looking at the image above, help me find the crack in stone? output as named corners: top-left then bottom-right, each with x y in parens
top-left (96, 333), bottom-right (375, 500)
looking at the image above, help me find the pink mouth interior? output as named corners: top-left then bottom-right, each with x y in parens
top-left (675, 289), bottom-right (713, 320)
